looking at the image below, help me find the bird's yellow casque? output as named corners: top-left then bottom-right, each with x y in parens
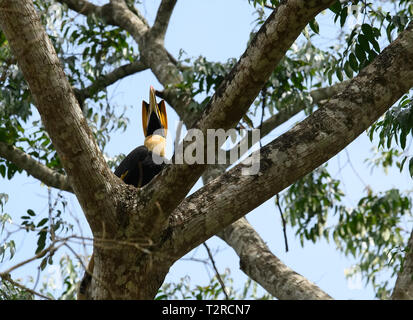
top-left (77, 86), bottom-right (167, 299)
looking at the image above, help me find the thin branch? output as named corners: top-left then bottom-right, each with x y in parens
top-left (345, 148), bottom-right (368, 188)
top-left (165, 20), bottom-right (413, 267)
top-left (150, 0), bottom-right (178, 41)
top-left (275, 194), bottom-right (288, 252)
top-left (0, 273), bottom-right (52, 300)
top-left (0, 141), bottom-right (72, 192)
top-left (217, 217), bottom-right (331, 299)
top-left (130, 0), bottom-right (337, 237)
top-left (202, 242), bottom-right (229, 300)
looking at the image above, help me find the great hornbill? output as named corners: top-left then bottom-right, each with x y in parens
top-left (77, 86), bottom-right (168, 299)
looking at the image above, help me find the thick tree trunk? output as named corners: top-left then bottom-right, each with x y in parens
top-left (88, 244), bottom-right (173, 299)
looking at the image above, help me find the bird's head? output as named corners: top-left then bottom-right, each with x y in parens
top-left (142, 86), bottom-right (168, 156)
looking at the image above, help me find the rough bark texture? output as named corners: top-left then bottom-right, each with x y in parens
top-left (392, 229), bottom-right (413, 299)
top-left (74, 60), bottom-right (147, 103)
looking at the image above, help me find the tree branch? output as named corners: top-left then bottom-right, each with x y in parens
top-left (226, 81), bottom-right (351, 163)
top-left (202, 165), bottom-right (329, 299)
top-left (202, 242), bottom-right (229, 300)
top-left (0, 273), bottom-right (52, 300)
top-left (150, 0), bottom-right (177, 41)
top-left (127, 0), bottom-right (336, 237)
top-left (109, 0), bottom-right (149, 41)
top-left (75, 60), bottom-right (148, 102)
top-left (163, 20), bottom-right (413, 261)
top-left (218, 217), bottom-right (332, 299)
top-left (0, 141), bottom-right (72, 192)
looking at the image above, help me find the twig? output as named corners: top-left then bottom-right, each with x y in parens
top-left (275, 194), bottom-right (289, 252)
top-left (345, 149), bottom-right (368, 187)
top-left (202, 242), bottom-right (229, 300)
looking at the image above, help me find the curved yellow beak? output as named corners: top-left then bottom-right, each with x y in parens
top-left (142, 86), bottom-right (168, 137)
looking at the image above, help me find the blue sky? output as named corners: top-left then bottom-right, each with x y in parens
top-left (1, 0), bottom-right (412, 299)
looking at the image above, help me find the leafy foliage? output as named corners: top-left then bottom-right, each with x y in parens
top-left (368, 94), bottom-right (413, 179)
top-left (0, 279), bottom-right (33, 300)
top-left (333, 189), bottom-right (411, 298)
top-left (283, 165), bottom-right (344, 244)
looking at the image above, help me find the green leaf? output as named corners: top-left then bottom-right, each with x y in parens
top-left (344, 61), bottom-right (353, 78)
top-left (349, 53), bottom-right (358, 71)
top-left (329, 1), bottom-right (342, 15)
top-left (40, 257), bottom-right (48, 270)
top-left (371, 39), bottom-right (380, 53)
top-left (355, 44), bottom-right (366, 63)
top-left (409, 158), bottom-right (413, 179)
top-left (36, 231), bottom-right (47, 254)
top-left (336, 68), bottom-right (343, 82)
top-left (358, 34), bottom-right (370, 51)
top-left (399, 156), bottom-right (408, 172)
top-left (340, 7), bottom-right (348, 28)
top-left (37, 218), bottom-right (48, 227)
top-left (27, 209), bottom-right (36, 216)
top-left (400, 129), bottom-right (407, 149)
top-left (309, 19), bottom-right (320, 34)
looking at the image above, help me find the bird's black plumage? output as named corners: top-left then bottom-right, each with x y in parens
top-left (114, 145), bottom-right (165, 188)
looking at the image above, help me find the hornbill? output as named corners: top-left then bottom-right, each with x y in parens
top-left (77, 86), bottom-right (168, 299)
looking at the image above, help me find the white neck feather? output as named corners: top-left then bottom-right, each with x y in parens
top-left (144, 135), bottom-right (166, 157)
